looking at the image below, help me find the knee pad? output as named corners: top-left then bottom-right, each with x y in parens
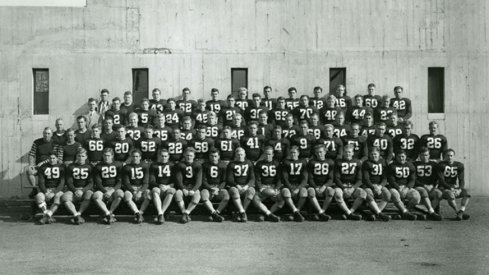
top-left (152, 187), bottom-right (161, 194)
top-left (355, 188), bottom-right (367, 200)
top-left (417, 188), bottom-right (428, 199)
top-left (174, 190), bottom-right (183, 201)
top-left (123, 192), bottom-right (133, 202)
top-left (325, 187), bottom-right (335, 198)
top-left (220, 190), bottom-right (230, 201)
top-left (246, 187), bottom-right (256, 198)
top-left (167, 188), bottom-right (176, 195)
top-left (460, 188), bottom-right (470, 198)
top-left (114, 190), bottom-right (124, 199)
top-left (307, 187), bottom-right (316, 198)
top-left (281, 188), bottom-right (291, 198)
top-left (201, 190), bottom-right (210, 201)
top-left (430, 189), bottom-right (442, 200)
top-left (299, 188), bottom-right (308, 198)
top-left (390, 189), bottom-right (401, 203)
top-left (381, 189), bottom-right (391, 201)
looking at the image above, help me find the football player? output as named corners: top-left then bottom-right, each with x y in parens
top-left (200, 149), bottom-right (228, 222)
top-left (163, 98), bottom-right (184, 128)
top-left (216, 126), bottom-right (240, 164)
top-left (320, 95), bottom-right (342, 125)
top-left (120, 91), bottom-right (135, 120)
top-left (413, 147), bottom-right (443, 220)
top-left (366, 123), bottom-right (394, 163)
top-left (307, 144), bottom-right (335, 221)
top-left (148, 149), bottom-right (176, 224)
top-left (59, 129), bottom-right (82, 165)
top-left (308, 113), bottom-right (326, 140)
top-left (26, 127), bottom-right (59, 189)
top-left (390, 86), bottom-right (412, 122)
top-left (374, 95), bottom-right (395, 125)
top-left (257, 110), bottom-right (273, 138)
top-left (419, 121), bottom-right (448, 161)
top-left (282, 114), bottom-right (300, 139)
top-left (176, 87), bottom-right (197, 116)
top-left (269, 96), bottom-right (291, 128)
top-left (393, 120), bottom-right (419, 161)
top-left (122, 150), bottom-right (149, 223)
top-left (292, 95), bottom-right (318, 121)
top-left (363, 83), bottom-right (381, 110)
top-left (220, 95), bottom-right (242, 127)
top-left (153, 114), bottom-right (173, 144)
top-left (261, 86), bottom-right (276, 110)
top-left (101, 117), bottom-right (117, 144)
top-left (231, 113), bottom-right (246, 140)
top-left (52, 118), bottom-right (67, 146)
top-left (341, 123), bottom-right (368, 162)
top-left (285, 87), bottom-right (300, 110)
top-left (348, 94), bottom-right (373, 126)
top-left (386, 112), bottom-right (403, 139)
top-left (85, 124), bottom-right (104, 165)
top-left (180, 116), bottom-right (195, 141)
top-left (163, 128), bottom-right (187, 162)
top-left (149, 88), bottom-right (166, 114)
top-left (280, 146), bottom-right (307, 222)
top-left (105, 97), bottom-right (125, 126)
top-left (191, 99), bottom-right (210, 127)
top-left (240, 121), bottom-right (265, 162)
top-left (188, 125), bottom-right (215, 162)
top-left (318, 124), bottom-right (343, 161)
top-left (266, 125), bottom-right (290, 161)
top-left (235, 87), bottom-right (251, 111)
top-left (135, 98), bottom-right (155, 128)
top-left (74, 115), bottom-right (91, 146)
top-left (205, 111), bottom-right (222, 139)
top-left (244, 93), bottom-right (267, 122)
top-left (206, 88), bottom-right (225, 115)
top-left (126, 112), bottom-right (145, 142)
top-left (332, 112), bottom-right (351, 139)
top-left (138, 126), bottom-right (161, 162)
top-left (310, 86), bottom-right (325, 110)
top-left (333, 84), bottom-right (352, 114)
top-left (174, 147), bottom-right (202, 223)
top-left (35, 152), bottom-right (65, 224)
top-left (360, 113), bottom-right (376, 137)
top-left (290, 120), bottom-right (316, 160)
top-left (109, 126), bottom-right (134, 163)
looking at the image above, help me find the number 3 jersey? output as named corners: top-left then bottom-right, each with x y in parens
top-left (94, 161), bottom-right (123, 190)
top-left (65, 163), bottom-right (93, 190)
top-left (175, 161), bottom-right (203, 190)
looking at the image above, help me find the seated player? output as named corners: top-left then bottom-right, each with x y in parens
top-left (138, 126), bottom-right (161, 162)
top-left (282, 114), bottom-right (300, 139)
top-left (367, 123), bottom-right (394, 164)
top-left (226, 148), bottom-right (256, 222)
top-left (280, 146), bottom-right (307, 222)
top-left (333, 145), bottom-right (364, 220)
top-left (109, 126), bottom-right (134, 163)
top-left (92, 148), bottom-right (124, 224)
top-left (205, 88), bottom-right (225, 115)
top-left (257, 110), bottom-right (273, 138)
top-left (135, 98), bottom-right (155, 128)
top-left (122, 150), bottom-right (149, 224)
top-left (189, 125), bottom-right (215, 163)
top-left (191, 99), bottom-right (210, 127)
top-left (363, 83), bottom-right (381, 110)
top-left (269, 96), bottom-right (290, 128)
top-left (318, 124), bottom-right (343, 161)
top-left (413, 147), bottom-right (443, 220)
top-left (308, 113), bottom-right (326, 140)
top-left (360, 113), bottom-right (376, 137)
top-left (332, 112), bottom-right (351, 139)
top-left (216, 126), bottom-right (240, 165)
top-left (153, 114), bottom-right (173, 143)
top-left (62, 148), bottom-right (93, 225)
top-left (105, 97), bottom-right (125, 126)
top-left (163, 98), bottom-right (184, 128)
top-left (419, 121), bottom-right (448, 161)
top-left (244, 93), bottom-right (267, 122)
top-left (307, 144), bottom-right (335, 221)
top-left (200, 149), bottom-right (228, 222)
top-left (310, 86), bottom-right (325, 110)
top-left (252, 147), bottom-right (282, 222)
top-left (390, 86), bottom-right (412, 123)
top-left (361, 147), bottom-right (392, 221)
top-left (261, 86), bottom-right (276, 110)
top-left (386, 112), bottom-right (403, 139)
top-left (320, 95), bottom-right (342, 125)
top-left (374, 95), bottom-right (395, 125)
top-left (231, 113), bottom-right (246, 140)
top-left (387, 151), bottom-right (419, 220)
top-left (85, 124), bottom-right (104, 165)
top-left (163, 128), bottom-right (187, 162)
top-left (348, 94), bottom-right (372, 126)
top-left (35, 152), bottom-right (65, 225)
top-left (341, 123), bottom-right (368, 162)
top-left (180, 116), bottom-right (195, 141)
top-left (148, 149), bottom-right (176, 224)
top-left (333, 84), bottom-right (352, 114)
top-left (26, 127), bottom-right (59, 190)
top-left (205, 111), bottom-right (222, 139)
top-left (292, 95), bottom-right (318, 121)
top-left (266, 125), bottom-right (290, 161)
top-left (393, 120), bottom-right (419, 161)
top-left (285, 87), bottom-right (300, 110)
top-left (438, 149), bottom-right (470, 220)
top-left (174, 147), bottom-right (202, 224)
top-left (235, 87), bottom-right (251, 111)
top-left (149, 88), bottom-right (166, 114)
top-left (240, 121), bottom-right (265, 163)
top-left (290, 120), bottom-right (316, 160)
top-left (220, 95), bottom-right (242, 127)
top-left (59, 129), bottom-right (82, 165)
top-left (177, 87), bottom-right (197, 116)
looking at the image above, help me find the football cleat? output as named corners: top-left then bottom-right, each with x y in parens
top-left (135, 213), bottom-right (144, 224)
top-left (456, 210), bottom-right (470, 221)
top-left (257, 215), bottom-right (265, 222)
top-left (39, 214), bottom-right (49, 225)
top-left (73, 215), bottom-right (80, 225)
top-left (347, 213), bottom-right (362, 221)
top-left (180, 213), bottom-right (190, 224)
top-left (402, 212), bottom-right (417, 221)
top-left (366, 214), bottom-right (376, 221)
top-left (157, 214), bottom-right (164, 225)
top-left (318, 213), bottom-right (331, 221)
top-left (293, 211), bottom-right (305, 222)
top-left (377, 213), bottom-right (391, 222)
top-left (212, 212), bottom-right (225, 222)
top-left (266, 213), bottom-right (280, 222)
top-left (310, 214), bottom-right (320, 221)
top-left (240, 212), bottom-right (248, 223)
top-left (416, 214), bottom-right (427, 221)
top-left (48, 216), bottom-right (56, 224)
top-left (428, 212), bottom-right (442, 221)
top-left (78, 216), bottom-right (85, 224)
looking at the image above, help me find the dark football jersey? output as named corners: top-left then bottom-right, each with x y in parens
top-left (94, 161), bottom-right (123, 189)
top-left (176, 99), bottom-right (197, 116)
top-left (138, 137), bottom-right (161, 161)
top-left (163, 139), bottom-right (187, 162)
top-left (308, 125), bottom-right (326, 140)
top-left (109, 138), bottom-right (134, 162)
top-left (362, 159), bottom-right (387, 187)
top-left (257, 123), bottom-right (274, 139)
top-left (29, 138), bottom-right (57, 165)
top-left (342, 135), bottom-right (368, 161)
top-left (254, 159), bottom-right (281, 189)
top-left (244, 105), bottom-right (268, 122)
top-left (318, 137), bottom-right (343, 160)
top-left (66, 163), bottom-right (93, 189)
top-left (386, 125), bottom-right (403, 139)
top-left (363, 95), bottom-right (381, 110)
top-left (387, 161), bottom-right (416, 188)
top-left (175, 161), bottom-right (202, 189)
top-left (105, 109), bottom-right (125, 126)
top-left (310, 97), bottom-right (325, 110)
top-left (216, 138), bottom-right (240, 161)
top-left (285, 98), bottom-right (300, 110)
top-left (60, 142), bottom-right (82, 163)
top-left (261, 98), bottom-right (276, 110)
top-left (189, 138), bottom-right (215, 160)
top-left (290, 134), bottom-right (316, 159)
top-left (226, 160), bottom-right (255, 187)
top-left (125, 126), bottom-right (145, 142)
top-left (149, 162), bottom-right (174, 187)
top-left (52, 131), bottom-right (67, 146)
top-left (135, 109), bottom-right (155, 128)
top-left (413, 160), bottom-right (438, 186)
top-left (75, 130), bottom-right (91, 146)
top-left (333, 124), bottom-right (351, 139)
top-left (320, 106), bottom-right (343, 125)
top-left (149, 99), bottom-right (166, 114)
top-left (206, 100), bottom-right (225, 115)
top-left (163, 109), bottom-right (184, 128)
top-left (220, 106), bottom-right (242, 127)
top-left (334, 158), bottom-right (362, 187)
top-left (367, 135), bottom-right (394, 163)
top-left (307, 158), bottom-right (334, 188)
top-left (281, 159), bottom-right (307, 188)
top-left (282, 125), bottom-right (300, 139)
top-left (374, 107), bottom-right (395, 124)
top-left (437, 161), bottom-right (465, 188)
top-left (240, 135), bottom-right (266, 162)
top-left (231, 126), bottom-right (246, 140)
top-left (201, 161), bottom-right (227, 189)
top-left (206, 124), bottom-right (222, 139)
top-left (180, 128), bottom-right (195, 141)
top-left (334, 95), bottom-right (352, 113)
top-left (266, 138), bottom-right (290, 161)
top-left (360, 125), bottom-right (376, 138)
top-left (122, 163), bottom-right (148, 189)
top-left (191, 109), bottom-right (210, 127)
top-left (269, 108), bottom-right (291, 127)
top-left (390, 98), bottom-right (412, 120)
top-left (393, 134), bottom-right (420, 160)
top-left (101, 131), bottom-right (117, 145)
top-left (292, 106), bottom-right (318, 121)
top-left (235, 99), bottom-right (251, 112)
top-left (348, 106), bottom-right (373, 126)
top-left (38, 163), bottom-right (65, 189)
top-left (85, 138), bottom-right (104, 162)
top-left (153, 126), bottom-right (172, 143)
top-left (419, 134), bottom-right (448, 160)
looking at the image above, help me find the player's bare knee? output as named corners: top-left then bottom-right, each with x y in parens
top-left (114, 190), bottom-right (124, 199)
top-left (123, 191), bottom-right (133, 202)
top-left (201, 190), bottom-right (210, 201)
top-left (307, 187), bottom-right (316, 198)
top-left (281, 188), bottom-right (291, 198)
top-left (220, 190), bottom-right (230, 201)
top-left (152, 187), bottom-right (161, 195)
top-left (325, 188), bottom-right (334, 198)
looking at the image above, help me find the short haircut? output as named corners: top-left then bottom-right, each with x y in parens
top-left (429, 121), bottom-right (438, 127)
top-left (103, 148), bottom-right (114, 155)
top-left (313, 86), bottom-right (322, 92)
top-left (197, 98), bottom-right (205, 104)
top-left (227, 95), bottom-right (235, 100)
top-left (344, 144), bottom-right (355, 151)
top-left (370, 146), bottom-right (380, 153)
top-left (182, 87), bottom-right (191, 93)
top-left (185, 147), bottom-right (196, 154)
top-left (277, 96), bottom-right (285, 101)
top-left (314, 144), bottom-right (325, 151)
top-left (167, 98), bottom-right (175, 103)
top-left (354, 94), bottom-right (363, 99)
top-left (419, 146), bottom-right (429, 154)
top-left (209, 148), bottom-right (219, 155)
top-left (128, 112), bottom-right (138, 119)
top-left (263, 86), bottom-right (272, 91)
top-left (145, 125), bottom-right (154, 130)
top-left (393, 86), bottom-right (403, 91)
top-left (273, 125), bottom-right (282, 130)
top-left (445, 148), bottom-right (456, 155)
top-left (324, 124), bottom-right (334, 130)
top-left (88, 98), bottom-right (97, 103)
top-left (100, 89), bottom-right (109, 94)
top-left (124, 91), bottom-right (132, 96)
top-left (182, 116), bottom-right (191, 122)
top-left (211, 88), bottom-right (219, 93)
top-left (248, 120), bottom-right (258, 127)
top-left (264, 146), bottom-right (274, 152)
top-left (299, 120), bottom-right (308, 126)
top-left (396, 150), bottom-right (407, 156)
top-left (252, 93), bottom-right (261, 98)
top-left (377, 122), bottom-right (387, 128)
top-left (404, 120), bottom-right (413, 127)
top-left (77, 115), bottom-right (87, 122)
top-left (112, 97), bottom-right (121, 102)
top-left (131, 149), bottom-right (142, 156)
top-left (300, 95), bottom-right (309, 100)
top-left (367, 83), bottom-right (376, 88)
top-left (288, 87), bottom-right (297, 93)
top-left (92, 123), bottom-right (101, 130)
top-left (152, 88), bottom-right (161, 94)
top-left (141, 98), bottom-right (149, 103)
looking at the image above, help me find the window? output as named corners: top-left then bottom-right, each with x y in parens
top-left (33, 69), bottom-right (49, 115)
top-left (428, 67), bottom-right (444, 113)
top-left (132, 68), bottom-right (148, 105)
top-left (231, 68), bottom-right (248, 97)
top-left (329, 68), bottom-right (346, 94)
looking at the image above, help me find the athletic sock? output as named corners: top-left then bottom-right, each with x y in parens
top-left (460, 206), bottom-right (466, 212)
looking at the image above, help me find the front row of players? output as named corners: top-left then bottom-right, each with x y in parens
top-left (34, 144), bottom-right (470, 225)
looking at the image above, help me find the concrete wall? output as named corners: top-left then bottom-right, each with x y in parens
top-left (0, 0), bottom-right (488, 197)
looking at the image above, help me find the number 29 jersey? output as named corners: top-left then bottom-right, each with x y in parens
top-left (94, 161), bottom-right (123, 189)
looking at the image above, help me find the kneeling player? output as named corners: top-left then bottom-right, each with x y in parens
top-left (361, 147), bottom-right (391, 221)
top-left (280, 146), bottom-right (307, 222)
top-left (35, 152), bottom-right (65, 224)
top-left (252, 147), bottom-right (282, 222)
top-left (307, 144), bottom-right (335, 221)
top-left (226, 148), bottom-right (256, 222)
top-left (413, 147), bottom-right (443, 220)
top-left (148, 149), bottom-right (176, 224)
top-left (174, 148), bottom-right (202, 224)
top-left (201, 149), bottom-right (228, 222)
top-left (333, 145), bottom-right (364, 220)
top-left (122, 150), bottom-right (150, 223)
top-left (438, 149), bottom-right (470, 220)
top-left (387, 151), bottom-right (419, 220)
top-left (62, 148), bottom-right (94, 225)
top-left (93, 148), bottom-right (124, 224)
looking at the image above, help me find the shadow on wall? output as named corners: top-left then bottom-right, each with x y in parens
top-left (1, 152), bottom-right (30, 199)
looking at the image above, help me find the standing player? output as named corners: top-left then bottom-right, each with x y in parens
top-left (163, 128), bottom-right (187, 162)
top-left (148, 149), bottom-right (176, 224)
top-left (92, 148), bottom-right (124, 224)
top-left (413, 147), bottom-right (443, 220)
top-left (281, 114), bottom-right (300, 139)
top-left (393, 121), bottom-right (420, 161)
top-left (62, 148), bottom-right (93, 225)
top-left (362, 147), bottom-right (392, 221)
top-left (35, 152), bottom-right (65, 224)
top-left (269, 97), bottom-right (291, 128)
top-left (235, 87), bottom-right (251, 112)
top-left (126, 113), bottom-right (145, 142)
top-left (348, 95), bottom-right (373, 126)
top-left (180, 116), bottom-right (195, 141)
top-left (74, 116), bottom-right (92, 146)
top-left (85, 124), bottom-right (104, 164)
top-left (138, 126), bottom-right (161, 162)
top-left (122, 150), bottom-right (149, 223)
top-left (374, 95), bottom-right (395, 125)
top-left (189, 125), bottom-right (215, 162)
top-left (216, 126), bottom-right (240, 164)
top-left (226, 148), bottom-right (256, 222)
top-left (419, 121), bottom-right (448, 161)
top-left (367, 123), bottom-right (394, 163)
top-left (310, 86), bottom-right (325, 110)
top-left (257, 110), bottom-right (273, 138)
top-left (308, 113), bottom-right (326, 140)
top-left (244, 93), bottom-right (267, 122)
top-left (120, 91), bottom-right (135, 122)
top-left (52, 118), bottom-right (67, 146)
top-left (101, 117), bottom-right (117, 145)
top-left (105, 97), bottom-right (125, 126)
top-left (333, 84), bottom-right (352, 114)
top-left (280, 146), bottom-right (307, 222)
top-left (363, 83), bottom-right (382, 110)
top-left (97, 89), bottom-right (111, 121)
top-left (342, 123), bottom-right (368, 162)
top-left (292, 95), bottom-right (318, 121)
top-left (320, 95), bottom-right (342, 125)
top-left (333, 145), bottom-right (364, 221)
top-left (163, 98), bottom-right (184, 128)
top-left (266, 125), bottom-right (290, 161)
top-left (390, 86), bottom-right (412, 122)
top-left (261, 86), bottom-right (276, 110)
top-left (149, 88), bottom-right (166, 114)
top-left (177, 87), bottom-right (197, 116)
top-left (59, 129), bottom-right (82, 165)
top-left (200, 149), bottom-right (228, 222)
top-left (386, 112), bottom-right (403, 139)
top-left (307, 144), bottom-right (335, 221)
top-left (387, 151), bottom-right (419, 220)
top-left (153, 114), bottom-right (173, 144)
top-left (174, 148), bottom-right (202, 223)
top-left (318, 124), bottom-right (343, 161)
top-left (109, 126), bottom-right (133, 163)
top-left (220, 95), bottom-right (242, 127)
top-left (252, 147), bottom-right (282, 222)
top-left (191, 99), bottom-right (210, 127)
top-left (285, 87), bottom-right (300, 110)
top-left (135, 98), bottom-right (154, 128)
top-left (438, 149), bottom-right (470, 220)
top-left (290, 120), bottom-right (316, 160)
top-left (206, 88), bottom-right (225, 115)
top-left (240, 121), bottom-right (265, 162)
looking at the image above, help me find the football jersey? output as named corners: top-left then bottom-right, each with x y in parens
top-left (333, 124), bottom-right (351, 139)
top-left (334, 95), bottom-right (352, 113)
top-left (149, 99), bottom-right (166, 114)
top-left (310, 97), bottom-right (325, 110)
top-left (374, 107), bottom-right (395, 124)
top-left (101, 131), bottom-right (117, 145)
top-left (231, 126), bottom-right (246, 140)
top-left (52, 131), bottom-right (67, 146)
top-left (153, 126), bottom-right (173, 143)
top-left (201, 161), bottom-right (227, 189)
top-left (360, 125), bottom-right (376, 138)
top-left (66, 163), bottom-right (93, 190)
top-left (320, 106), bottom-right (343, 125)
top-left (163, 109), bottom-right (184, 128)
top-left (261, 98), bottom-right (276, 110)
top-left (235, 99), bottom-right (251, 112)
top-left (120, 103), bottom-right (135, 121)
top-left (362, 159), bottom-right (387, 188)
top-left (390, 98), bottom-right (412, 120)
top-left (342, 135), bottom-right (368, 161)
top-left (226, 160), bottom-right (255, 187)
top-left (191, 109), bottom-right (210, 127)
top-left (386, 125), bottom-right (403, 139)
top-left (413, 160), bottom-right (438, 186)
top-left (266, 138), bottom-right (290, 161)
top-left (189, 138), bottom-right (215, 160)
top-left (38, 163), bottom-right (65, 190)
top-left (138, 137), bottom-right (161, 161)
top-left (437, 161), bottom-right (465, 189)
top-left (75, 130), bottom-right (92, 146)
top-left (125, 126), bottom-right (145, 142)
top-left (393, 134), bottom-right (420, 160)
top-left (317, 137), bottom-right (343, 160)
top-left (308, 125), bottom-right (326, 140)
top-left (149, 162), bottom-right (174, 187)
top-left (60, 142), bottom-right (82, 163)
top-left (419, 134), bottom-right (448, 160)
top-left (105, 109), bottom-right (125, 126)
top-left (290, 134), bottom-right (316, 159)
top-left (244, 105), bottom-right (268, 122)
top-left (281, 159), bottom-right (307, 188)
top-left (109, 138), bottom-right (134, 162)
top-left (85, 138), bottom-right (105, 162)
top-left (176, 99), bottom-right (197, 116)
top-left (216, 138), bottom-right (240, 161)
top-left (307, 158), bottom-right (334, 188)
top-left (205, 99), bottom-right (225, 115)
top-left (367, 135), bottom-right (394, 163)
top-left (240, 135), bottom-right (266, 162)
top-left (254, 159), bottom-right (281, 189)
top-left (282, 125), bottom-right (300, 139)
top-left (206, 124), bottom-right (222, 139)
top-left (292, 106), bottom-right (318, 121)
top-left (135, 109), bottom-right (155, 128)
top-left (285, 98), bottom-right (300, 111)
top-left (122, 163), bottom-right (149, 189)
top-left (29, 138), bottom-right (57, 165)
top-left (175, 161), bottom-right (202, 189)
top-left (387, 161), bottom-right (415, 188)
top-left (269, 108), bottom-right (291, 127)
top-left (94, 161), bottom-right (123, 189)
top-left (220, 106), bottom-right (242, 127)
top-left (163, 139), bottom-right (187, 162)
top-left (257, 123), bottom-right (274, 139)
top-left (348, 106), bottom-right (373, 126)
top-left (363, 94), bottom-right (381, 110)
top-left (180, 129), bottom-right (195, 141)
top-left (334, 158), bottom-right (362, 187)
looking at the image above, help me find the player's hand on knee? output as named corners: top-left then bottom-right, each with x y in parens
top-left (211, 187), bottom-right (219, 195)
top-left (188, 190), bottom-right (195, 196)
top-left (75, 190), bottom-right (83, 199)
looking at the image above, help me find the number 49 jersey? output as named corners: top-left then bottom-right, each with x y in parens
top-left (66, 163), bottom-right (93, 189)
top-left (94, 161), bottom-right (123, 189)
top-left (38, 163), bottom-right (65, 189)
